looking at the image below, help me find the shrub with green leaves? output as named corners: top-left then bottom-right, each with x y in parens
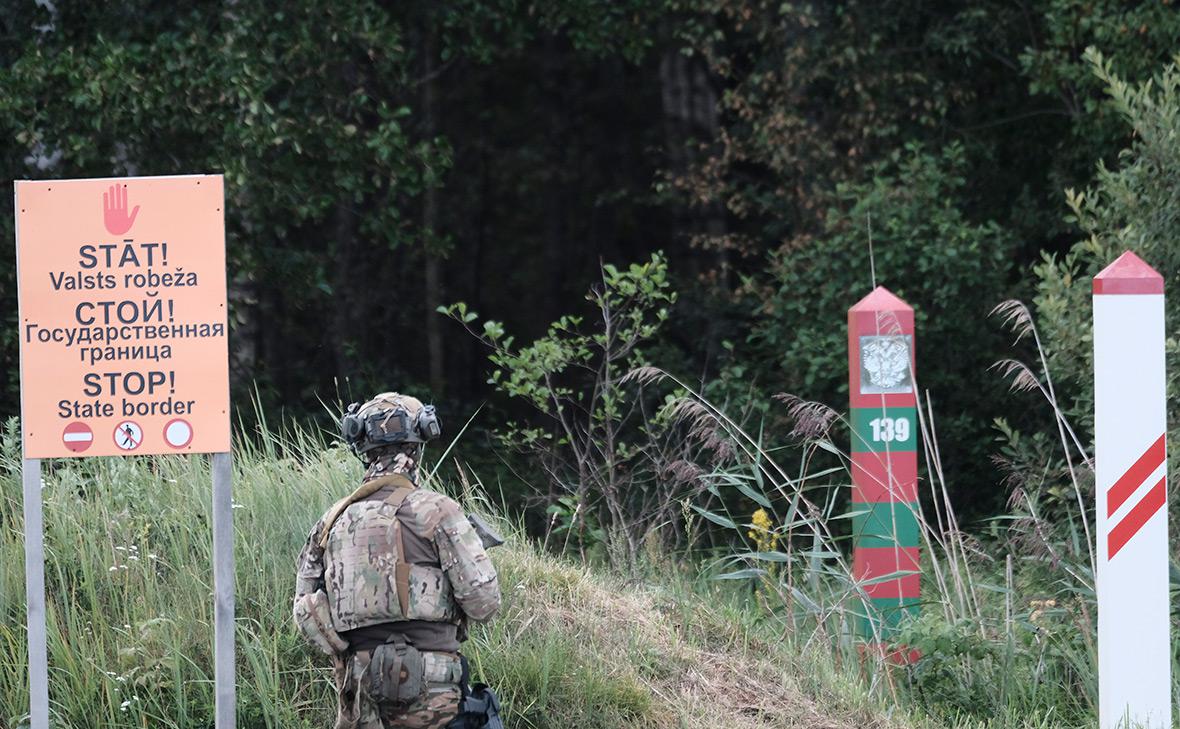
top-left (750, 142), bottom-right (1018, 514)
top-left (1028, 50), bottom-right (1180, 444)
top-left (441, 253), bottom-right (720, 567)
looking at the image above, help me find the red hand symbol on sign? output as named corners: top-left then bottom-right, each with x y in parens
top-left (103, 184), bottom-right (140, 235)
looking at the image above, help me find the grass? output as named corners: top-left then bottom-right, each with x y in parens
top-left (624, 344), bottom-right (1109, 728)
top-left (0, 416), bottom-right (944, 729)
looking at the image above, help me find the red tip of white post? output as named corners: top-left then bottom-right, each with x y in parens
top-left (850, 286), bottom-right (914, 312)
top-left (1093, 251), bottom-right (1164, 295)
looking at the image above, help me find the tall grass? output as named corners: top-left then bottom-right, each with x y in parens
top-left (627, 299), bottom-right (1113, 728)
top-left (0, 415), bottom-right (940, 729)
top-left (0, 417), bottom-right (343, 728)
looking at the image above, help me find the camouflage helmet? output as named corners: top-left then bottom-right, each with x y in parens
top-left (340, 392), bottom-right (441, 458)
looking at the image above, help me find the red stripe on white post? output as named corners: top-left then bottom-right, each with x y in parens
top-left (1108, 476), bottom-right (1166, 559)
top-left (1093, 250), bottom-right (1170, 729)
top-left (1106, 435), bottom-right (1165, 516)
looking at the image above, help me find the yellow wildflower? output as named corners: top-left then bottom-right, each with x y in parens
top-left (748, 508), bottom-right (778, 553)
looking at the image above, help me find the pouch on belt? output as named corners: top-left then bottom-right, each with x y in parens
top-left (370, 640), bottom-right (463, 704)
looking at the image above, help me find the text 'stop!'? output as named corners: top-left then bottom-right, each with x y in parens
top-left (15, 175), bottom-right (230, 458)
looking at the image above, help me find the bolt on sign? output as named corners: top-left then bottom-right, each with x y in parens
top-left (16, 175), bottom-right (229, 457)
top-left (1093, 251), bottom-right (1170, 729)
top-left (848, 286), bottom-right (920, 662)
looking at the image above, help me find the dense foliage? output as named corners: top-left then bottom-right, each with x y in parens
top-left (6, 3), bottom-right (1180, 725)
top-left (5, 2), bottom-right (1180, 521)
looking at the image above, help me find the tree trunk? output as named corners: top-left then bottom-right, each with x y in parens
top-left (421, 21), bottom-right (445, 395)
top-left (331, 199), bottom-right (359, 380)
top-left (543, 34), bottom-right (569, 319)
top-left (659, 48), bottom-right (725, 285)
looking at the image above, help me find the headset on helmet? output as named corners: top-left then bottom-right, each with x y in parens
top-left (340, 395), bottom-right (441, 456)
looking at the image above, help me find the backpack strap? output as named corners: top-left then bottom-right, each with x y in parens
top-left (316, 473), bottom-right (416, 550)
top-left (383, 481), bottom-right (417, 617)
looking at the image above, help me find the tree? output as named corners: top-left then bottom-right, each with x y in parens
top-left (1028, 50), bottom-right (1180, 441)
top-left (751, 144), bottom-right (1018, 514)
top-left (441, 254), bottom-right (703, 568)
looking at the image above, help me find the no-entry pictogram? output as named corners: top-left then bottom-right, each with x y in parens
top-left (61, 421), bottom-right (93, 453)
top-left (164, 418), bottom-right (194, 448)
top-left (15, 175), bottom-right (230, 458)
top-left (113, 421), bottom-right (143, 451)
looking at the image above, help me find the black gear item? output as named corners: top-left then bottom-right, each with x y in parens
top-left (446, 657), bottom-right (504, 729)
top-left (464, 685), bottom-right (504, 729)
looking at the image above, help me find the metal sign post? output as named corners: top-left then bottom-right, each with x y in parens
top-left (212, 451), bottom-right (236, 727)
top-left (848, 286), bottom-right (920, 660)
top-left (1093, 251), bottom-right (1170, 729)
top-left (15, 175), bottom-right (234, 727)
top-left (22, 458), bottom-right (48, 729)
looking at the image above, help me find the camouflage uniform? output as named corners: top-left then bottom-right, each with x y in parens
top-left (295, 404), bottom-right (501, 729)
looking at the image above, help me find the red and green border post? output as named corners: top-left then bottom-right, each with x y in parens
top-left (848, 287), bottom-right (920, 660)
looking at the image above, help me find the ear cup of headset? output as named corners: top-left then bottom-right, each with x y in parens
top-left (417, 406), bottom-right (442, 441)
top-left (341, 414), bottom-right (364, 443)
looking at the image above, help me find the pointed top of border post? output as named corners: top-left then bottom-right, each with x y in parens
top-left (1094, 251), bottom-right (1164, 295)
top-left (850, 285), bottom-right (913, 313)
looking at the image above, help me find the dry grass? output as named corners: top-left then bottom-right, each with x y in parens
top-left (479, 541), bottom-right (924, 729)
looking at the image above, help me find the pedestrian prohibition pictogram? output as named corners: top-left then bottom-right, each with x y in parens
top-left (61, 421), bottom-right (93, 453)
top-left (113, 421), bottom-right (143, 451)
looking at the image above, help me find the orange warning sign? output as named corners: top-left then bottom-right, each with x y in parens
top-left (15, 175), bottom-right (230, 458)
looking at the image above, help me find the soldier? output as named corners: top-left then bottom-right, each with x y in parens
top-left (293, 392), bottom-right (502, 728)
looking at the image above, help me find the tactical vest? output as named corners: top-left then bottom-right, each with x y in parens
top-left (321, 475), bottom-right (460, 632)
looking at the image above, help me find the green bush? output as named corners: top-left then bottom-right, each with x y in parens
top-left (1029, 50), bottom-right (1180, 444)
top-left (751, 142), bottom-right (1019, 514)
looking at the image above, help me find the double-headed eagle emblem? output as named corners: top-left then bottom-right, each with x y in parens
top-left (861, 335), bottom-right (912, 392)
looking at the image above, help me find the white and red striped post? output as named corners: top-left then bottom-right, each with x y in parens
top-left (1093, 251), bottom-right (1170, 729)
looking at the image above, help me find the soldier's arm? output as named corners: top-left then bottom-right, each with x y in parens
top-left (294, 519), bottom-right (327, 599)
top-left (436, 506), bottom-right (502, 623)
top-left (292, 519), bottom-right (348, 655)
